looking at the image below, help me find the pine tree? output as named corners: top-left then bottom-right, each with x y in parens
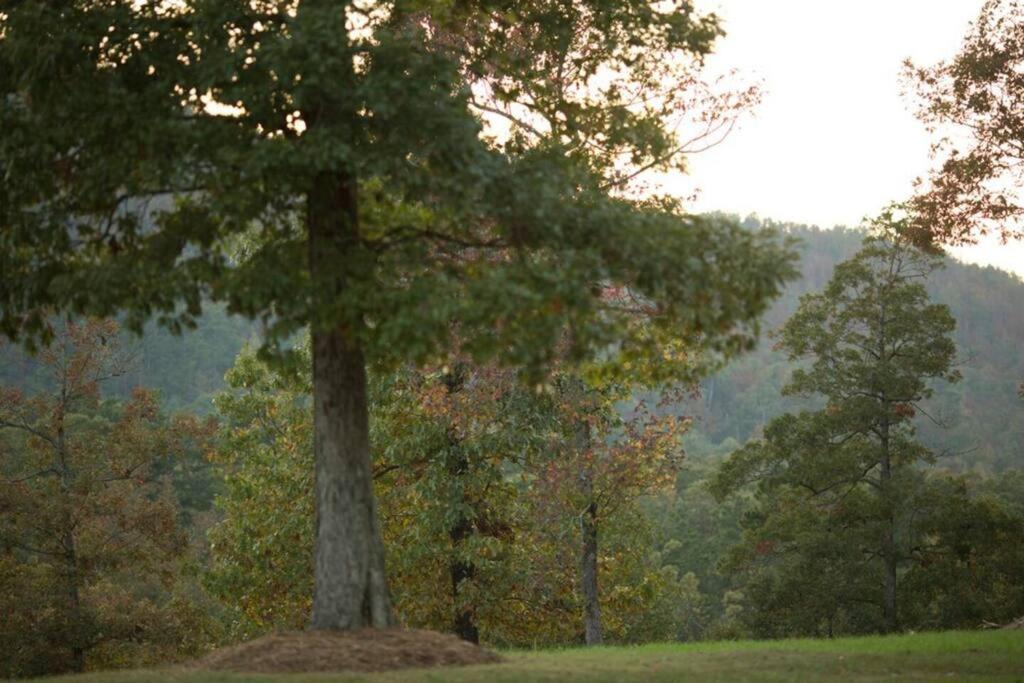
top-left (713, 212), bottom-right (960, 634)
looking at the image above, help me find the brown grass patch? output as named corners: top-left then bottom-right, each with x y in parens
top-left (189, 628), bottom-right (503, 674)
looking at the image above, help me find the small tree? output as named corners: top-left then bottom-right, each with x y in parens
top-left (537, 379), bottom-right (685, 645)
top-left (0, 319), bottom-right (213, 676)
top-left (713, 215), bottom-right (960, 634)
top-left (400, 360), bottom-right (543, 644)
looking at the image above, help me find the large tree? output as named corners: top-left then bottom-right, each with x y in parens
top-left (904, 0), bottom-right (1024, 245)
top-left (0, 1), bottom-right (793, 629)
top-left (713, 216), bottom-right (960, 634)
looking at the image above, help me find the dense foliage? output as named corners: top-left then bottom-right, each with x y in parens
top-left (206, 341), bottom-right (696, 646)
top-left (708, 226), bottom-right (1024, 637)
top-left (905, 0), bottom-right (1024, 245)
top-left (0, 320), bottom-right (218, 677)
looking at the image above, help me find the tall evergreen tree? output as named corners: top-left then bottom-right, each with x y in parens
top-left (713, 212), bottom-right (960, 634)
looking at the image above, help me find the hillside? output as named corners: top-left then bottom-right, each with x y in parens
top-left (681, 218), bottom-right (1024, 473)
top-left (0, 304), bottom-right (257, 414)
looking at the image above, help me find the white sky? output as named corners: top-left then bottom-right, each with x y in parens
top-left (671, 0), bottom-right (1024, 278)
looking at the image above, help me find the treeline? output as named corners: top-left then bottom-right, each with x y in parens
top-left (3, 226), bottom-right (1023, 677)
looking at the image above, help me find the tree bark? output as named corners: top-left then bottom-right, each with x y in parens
top-left (308, 170), bottom-right (394, 630)
top-left (580, 496), bottom-right (602, 645)
top-left (443, 368), bottom-right (480, 644)
top-left (879, 409), bottom-right (899, 634)
top-left (576, 420), bottom-right (603, 646)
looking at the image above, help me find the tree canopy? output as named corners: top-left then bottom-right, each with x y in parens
top-left (712, 220), bottom-right (978, 634)
top-left (905, 0), bottom-right (1024, 245)
top-left (0, 1), bottom-right (789, 373)
top-left (1, 0), bottom-right (795, 629)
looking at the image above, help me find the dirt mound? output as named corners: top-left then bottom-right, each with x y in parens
top-left (190, 628), bottom-right (502, 674)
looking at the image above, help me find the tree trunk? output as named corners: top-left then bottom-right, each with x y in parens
top-left (879, 411), bottom-right (899, 634)
top-left (63, 523), bottom-right (85, 673)
top-left (56, 413), bottom-right (85, 672)
top-left (882, 543), bottom-right (898, 633)
top-left (580, 496), bottom-right (602, 645)
top-left (576, 419), bottom-right (603, 646)
top-left (876, 297), bottom-right (899, 635)
top-left (448, 520), bottom-right (479, 643)
top-left (308, 170), bottom-right (394, 630)
top-left (443, 367), bottom-right (480, 643)
top-left (449, 491), bottom-right (479, 643)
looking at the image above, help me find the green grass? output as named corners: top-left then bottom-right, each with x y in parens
top-left (37, 630), bottom-right (1024, 683)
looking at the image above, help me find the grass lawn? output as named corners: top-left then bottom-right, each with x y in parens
top-left (37, 630), bottom-right (1024, 683)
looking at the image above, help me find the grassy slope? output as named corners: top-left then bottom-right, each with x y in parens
top-left (37, 631), bottom-right (1024, 683)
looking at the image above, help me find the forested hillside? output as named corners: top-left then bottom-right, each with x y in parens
top-left (681, 218), bottom-right (1024, 473)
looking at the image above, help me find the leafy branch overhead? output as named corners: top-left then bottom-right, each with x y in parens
top-left (904, 0), bottom-right (1024, 245)
top-left (0, 0), bottom-right (794, 378)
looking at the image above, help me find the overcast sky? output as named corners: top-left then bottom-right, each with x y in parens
top-left (673, 0), bottom-right (1024, 277)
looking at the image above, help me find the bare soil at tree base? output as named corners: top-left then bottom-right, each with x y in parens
top-left (188, 628), bottom-right (501, 674)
